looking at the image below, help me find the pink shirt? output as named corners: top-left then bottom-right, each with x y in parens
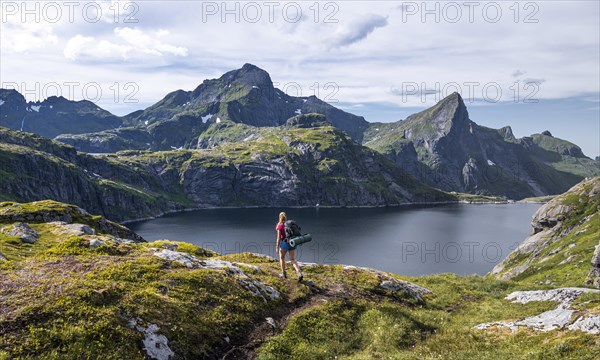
top-left (276, 223), bottom-right (286, 240)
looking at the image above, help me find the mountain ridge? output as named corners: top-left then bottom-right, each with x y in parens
top-left (2, 65), bottom-right (598, 199)
top-left (363, 92), bottom-right (599, 198)
top-left (0, 124), bottom-right (454, 222)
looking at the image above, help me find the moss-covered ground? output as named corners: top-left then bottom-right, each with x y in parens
top-left (1, 213), bottom-right (598, 359)
top-left (1, 177), bottom-right (599, 359)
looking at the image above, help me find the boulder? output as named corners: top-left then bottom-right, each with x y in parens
top-left (531, 203), bottom-right (573, 233)
top-left (2, 223), bottom-right (40, 244)
top-left (586, 241), bottom-right (600, 289)
top-left (89, 238), bottom-right (107, 248)
top-left (128, 318), bottom-right (175, 360)
top-left (62, 223), bottom-right (96, 236)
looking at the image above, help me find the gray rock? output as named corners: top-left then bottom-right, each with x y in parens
top-left (516, 228), bottom-right (555, 255)
top-left (128, 318), bottom-right (175, 360)
top-left (513, 307), bottom-right (575, 332)
top-left (507, 288), bottom-right (597, 305)
top-left (250, 252), bottom-right (275, 261)
top-left (89, 238), bottom-right (107, 248)
top-left (497, 264), bottom-right (529, 280)
top-left (154, 249), bottom-right (200, 268)
top-left (532, 203), bottom-right (573, 233)
top-left (265, 317), bottom-right (277, 329)
top-left (300, 262), bottom-right (326, 268)
top-left (341, 264), bottom-right (432, 301)
top-left (62, 223), bottom-right (96, 236)
top-left (567, 314), bottom-right (600, 334)
top-left (0, 252), bottom-right (7, 261)
top-left (379, 280), bottom-right (432, 301)
top-left (590, 241), bottom-right (600, 267)
top-left (111, 237), bottom-right (135, 245)
top-left (559, 255), bottom-right (576, 265)
top-left (3, 223), bottom-right (40, 244)
top-left (586, 241), bottom-right (600, 288)
top-left (475, 287), bottom-right (600, 334)
top-left (153, 249), bottom-right (280, 301)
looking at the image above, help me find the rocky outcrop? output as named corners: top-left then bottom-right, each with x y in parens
top-left (492, 177), bottom-right (600, 286)
top-left (0, 200), bottom-right (144, 241)
top-left (0, 222), bottom-right (40, 243)
top-left (475, 288), bottom-right (600, 334)
top-left (0, 127), bottom-right (185, 222)
top-left (152, 249), bottom-right (280, 302)
top-left (587, 242), bottom-right (600, 288)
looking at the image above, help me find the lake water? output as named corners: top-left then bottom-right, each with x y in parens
top-left (128, 204), bottom-right (541, 276)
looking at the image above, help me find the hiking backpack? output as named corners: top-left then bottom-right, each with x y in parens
top-left (284, 220), bottom-right (302, 239)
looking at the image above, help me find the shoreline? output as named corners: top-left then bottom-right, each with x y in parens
top-left (120, 198), bottom-right (527, 225)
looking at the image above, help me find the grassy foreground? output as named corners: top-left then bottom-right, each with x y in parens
top-left (0, 191), bottom-right (599, 359)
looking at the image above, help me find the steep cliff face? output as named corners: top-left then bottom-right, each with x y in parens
top-left (0, 89), bottom-right (122, 138)
top-left (0, 126), bottom-right (452, 222)
top-left (55, 127), bottom-right (153, 153)
top-left (492, 176), bottom-right (600, 288)
top-left (0, 127), bottom-right (185, 221)
top-left (121, 122), bottom-right (452, 208)
top-left (363, 93), bottom-right (597, 199)
top-left (180, 126), bottom-right (444, 207)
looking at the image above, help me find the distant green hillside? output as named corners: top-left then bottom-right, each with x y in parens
top-left (0, 125), bottom-right (452, 222)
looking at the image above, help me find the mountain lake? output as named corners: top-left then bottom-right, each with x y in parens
top-left (128, 203), bottom-right (542, 276)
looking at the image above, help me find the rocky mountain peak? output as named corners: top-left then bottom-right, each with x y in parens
top-left (436, 92), bottom-right (468, 123)
top-left (403, 91), bottom-right (470, 138)
top-left (222, 63), bottom-right (273, 89)
top-left (498, 126), bottom-right (516, 141)
top-left (0, 88), bottom-right (27, 108)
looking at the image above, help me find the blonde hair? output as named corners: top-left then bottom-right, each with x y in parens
top-left (278, 212), bottom-right (287, 224)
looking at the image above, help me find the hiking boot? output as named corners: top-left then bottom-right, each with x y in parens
top-left (279, 271), bottom-right (287, 279)
top-left (297, 273), bottom-right (304, 282)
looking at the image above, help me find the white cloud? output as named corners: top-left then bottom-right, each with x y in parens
top-left (114, 27), bottom-right (188, 57)
top-left (64, 34), bottom-right (130, 60)
top-left (0, 22), bottom-right (58, 54)
top-left (330, 14), bottom-right (388, 47)
top-left (63, 27), bottom-right (187, 61)
top-left (1, 1), bottom-right (598, 111)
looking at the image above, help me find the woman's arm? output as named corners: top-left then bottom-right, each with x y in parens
top-left (276, 229), bottom-right (281, 252)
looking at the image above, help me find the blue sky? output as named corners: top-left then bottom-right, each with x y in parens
top-left (1, 1), bottom-right (598, 156)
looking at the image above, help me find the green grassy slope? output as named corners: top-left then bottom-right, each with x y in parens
top-left (1, 189), bottom-right (599, 359)
top-left (492, 176), bottom-right (600, 287)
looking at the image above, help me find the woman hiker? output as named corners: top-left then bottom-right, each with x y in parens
top-left (275, 212), bottom-right (303, 281)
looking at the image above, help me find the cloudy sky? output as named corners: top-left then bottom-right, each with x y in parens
top-left (1, 0), bottom-right (598, 156)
